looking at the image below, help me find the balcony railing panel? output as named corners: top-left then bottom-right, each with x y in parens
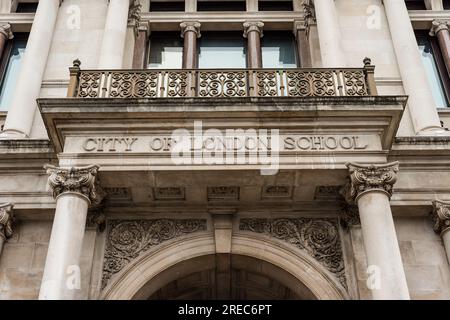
top-left (68, 59), bottom-right (377, 99)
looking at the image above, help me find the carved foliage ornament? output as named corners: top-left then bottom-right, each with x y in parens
top-left (342, 162), bottom-right (399, 203)
top-left (102, 219), bottom-right (207, 289)
top-left (240, 218), bottom-right (347, 289)
top-left (0, 203), bottom-right (14, 240)
top-left (243, 21), bottom-right (264, 38)
top-left (431, 200), bottom-right (450, 235)
top-left (180, 21), bottom-right (201, 38)
top-left (45, 164), bottom-right (104, 205)
top-left (430, 20), bottom-right (449, 37)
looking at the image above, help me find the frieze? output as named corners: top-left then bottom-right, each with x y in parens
top-left (102, 219), bottom-right (207, 289)
top-left (77, 134), bottom-right (373, 153)
top-left (239, 218), bottom-right (347, 289)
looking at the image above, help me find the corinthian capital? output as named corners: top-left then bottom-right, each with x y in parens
top-left (180, 21), bottom-right (201, 38)
top-left (243, 21), bottom-right (264, 38)
top-left (0, 23), bottom-right (13, 40)
top-left (431, 200), bottom-right (450, 235)
top-left (0, 203), bottom-right (14, 240)
top-left (45, 164), bottom-right (104, 205)
top-left (430, 20), bottom-right (449, 36)
top-left (342, 162), bottom-right (399, 203)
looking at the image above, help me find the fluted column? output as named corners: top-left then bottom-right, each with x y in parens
top-left (243, 21), bottom-right (264, 68)
top-left (430, 20), bottom-right (450, 77)
top-left (383, 0), bottom-right (445, 135)
top-left (0, 203), bottom-right (13, 258)
top-left (0, 24), bottom-right (13, 58)
top-left (0, 0), bottom-right (61, 138)
top-left (180, 21), bottom-right (201, 69)
top-left (39, 165), bottom-right (104, 300)
top-left (313, 0), bottom-right (347, 67)
top-left (98, 0), bottom-right (132, 69)
top-left (432, 200), bottom-right (450, 264)
top-left (343, 162), bottom-right (410, 300)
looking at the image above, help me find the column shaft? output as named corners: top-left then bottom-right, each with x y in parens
top-left (132, 28), bottom-right (149, 69)
top-left (181, 22), bottom-right (200, 69)
top-left (442, 230), bottom-right (450, 264)
top-left (383, 0), bottom-right (444, 135)
top-left (98, 0), bottom-right (130, 69)
top-left (39, 193), bottom-right (89, 300)
top-left (357, 191), bottom-right (410, 300)
top-left (1, 0), bottom-right (60, 138)
top-left (244, 22), bottom-right (263, 69)
top-left (314, 0), bottom-right (347, 67)
top-left (432, 21), bottom-right (450, 76)
top-left (294, 22), bottom-right (312, 68)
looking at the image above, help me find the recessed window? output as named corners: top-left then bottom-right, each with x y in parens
top-left (416, 32), bottom-right (449, 108)
top-left (259, 1), bottom-right (293, 11)
top-left (148, 32), bottom-right (183, 69)
top-left (0, 33), bottom-right (28, 111)
top-left (149, 1), bottom-right (184, 12)
top-left (197, 1), bottom-right (246, 12)
top-left (262, 31), bottom-right (297, 68)
top-left (198, 32), bottom-right (246, 68)
top-left (405, 0), bottom-right (427, 10)
top-left (16, 2), bottom-right (38, 12)
top-left (444, 0), bottom-right (450, 9)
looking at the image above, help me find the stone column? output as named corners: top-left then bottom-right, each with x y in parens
top-left (0, 0), bottom-right (61, 139)
top-left (0, 24), bottom-right (13, 58)
top-left (132, 21), bottom-right (150, 69)
top-left (0, 203), bottom-right (13, 258)
top-left (343, 162), bottom-right (410, 300)
top-left (383, 0), bottom-right (445, 135)
top-left (313, 0), bottom-right (347, 67)
top-left (243, 21), bottom-right (264, 69)
top-left (39, 165), bottom-right (104, 300)
top-left (430, 20), bottom-right (450, 76)
top-left (431, 200), bottom-right (450, 264)
top-left (294, 21), bottom-right (312, 68)
top-left (180, 21), bottom-right (201, 69)
top-left (98, 0), bottom-right (132, 69)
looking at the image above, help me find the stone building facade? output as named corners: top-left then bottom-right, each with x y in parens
top-left (0, 0), bottom-right (450, 300)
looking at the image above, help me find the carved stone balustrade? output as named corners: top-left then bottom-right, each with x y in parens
top-left (67, 59), bottom-right (378, 99)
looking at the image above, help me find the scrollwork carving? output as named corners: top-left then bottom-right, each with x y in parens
top-left (102, 219), bottom-right (207, 289)
top-left (239, 218), bottom-right (347, 289)
top-left (431, 200), bottom-right (450, 235)
top-left (0, 203), bottom-right (14, 240)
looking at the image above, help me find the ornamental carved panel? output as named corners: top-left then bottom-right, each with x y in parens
top-left (102, 219), bottom-right (207, 289)
top-left (239, 218), bottom-right (347, 289)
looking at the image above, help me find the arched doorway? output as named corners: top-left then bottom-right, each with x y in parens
top-left (101, 233), bottom-right (348, 300)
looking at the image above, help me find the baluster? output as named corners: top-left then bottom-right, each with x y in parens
top-left (100, 72), bottom-right (109, 98)
top-left (336, 70), bottom-right (344, 96)
top-left (67, 59), bottom-right (81, 98)
top-left (160, 71), bottom-right (166, 97)
top-left (279, 70), bottom-right (285, 97)
top-left (363, 57), bottom-right (377, 95)
top-left (249, 70), bottom-right (256, 96)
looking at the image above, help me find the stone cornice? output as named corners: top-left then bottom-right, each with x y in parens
top-left (429, 19), bottom-right (449, 36)
top-left (0, 203), bottom-right (13, 240)
top-left (180, 21), bottom-right (201, 38)
top-left (243, 21), bottom-right (264, 38)
top-left (432, 200), bottom-right (450, 235)
top-left (343, 162), bottom-right (399, 203)
top-left (45, 164), bottom-right (104, 205)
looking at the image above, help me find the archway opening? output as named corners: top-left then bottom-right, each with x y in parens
top-left (133, 254), bottom-right (317, 300)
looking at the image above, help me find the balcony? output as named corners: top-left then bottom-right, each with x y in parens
top-left (67, 58), bottom-right (378, 99)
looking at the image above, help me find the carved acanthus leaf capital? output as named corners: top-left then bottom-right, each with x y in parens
top-left (429, 20), bottom-right (449, 36)
top-left (180, 21), bottom-right (201, 38)
top-left (128, 0), bottom-right (142, 37)
top-left (45, 164), bottom-right (104, 205)
top-left (431, 200), bottom-right (450, 235)
top-left (0, 203), bottom-right (14, 240)
top-left (0, 23), bottom-right (13, 40)
top-left (243, 21), bottom-right (264, 38)
top-left (342, 162), bottom-right (399, 203)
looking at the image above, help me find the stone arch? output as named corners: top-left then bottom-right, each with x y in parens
top-left (101, 232), bottom-right (349, 300)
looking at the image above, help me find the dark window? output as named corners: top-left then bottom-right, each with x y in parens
top-left (444, 0), bottom-right (450, 9)
top-left (0, 33), bottom-right (28, 111)
top-left (149, 1), bottom-right (184, 12)
top-left (198, 32), bottom-right (246, 68)
top-left (262, 31), bottom-right (297, 68)
top-left (197, 1), bottom-right (246, 11)
top-left (148, 32), bottom-right (183, 69)
top-left (259, 1), bottom-right (293, 11)
top-left (405, 0), bottom-right (427, 10)
top-left (416, 31), bottom-right (450, 108)
top-left (16, 2), bottom-right (38, 12)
